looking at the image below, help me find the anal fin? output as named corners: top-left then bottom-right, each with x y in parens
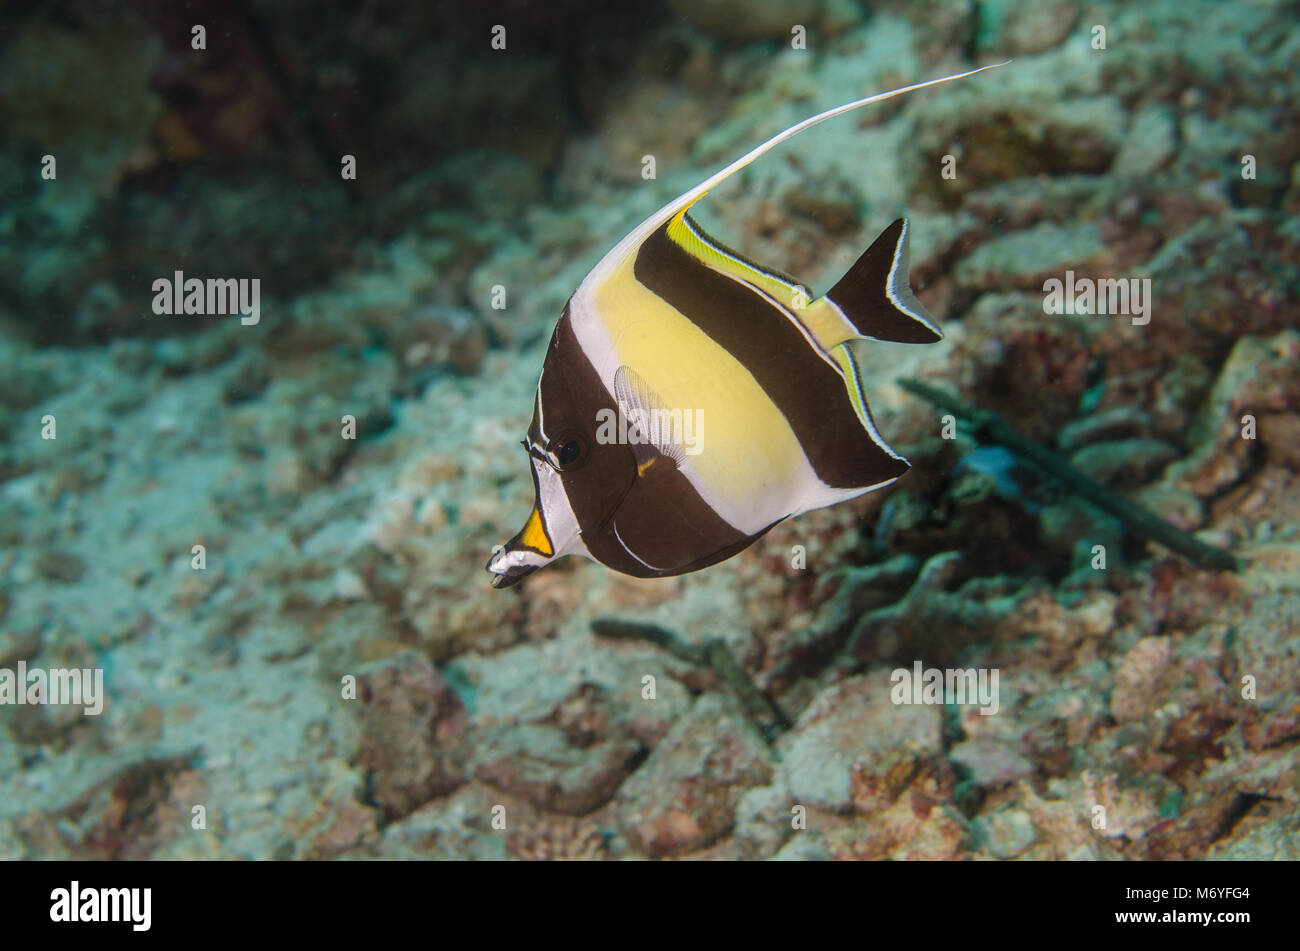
top-left (830, 341), bottom-right (910, 475)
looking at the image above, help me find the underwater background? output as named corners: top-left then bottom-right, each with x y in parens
top-left (1, 0), bottom-right (1297, 860)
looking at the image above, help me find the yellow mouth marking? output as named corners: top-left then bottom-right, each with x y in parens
top-left (520, 506), bottom-right (553, 557)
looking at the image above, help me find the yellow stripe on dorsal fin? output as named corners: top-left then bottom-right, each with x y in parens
top-left (666, 212), bottom-right (811, 309)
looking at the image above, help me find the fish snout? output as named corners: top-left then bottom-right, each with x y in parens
top-left (486, 550), bottom-right (540, 588)
top-left (486, 504), bottom-right (556, 588)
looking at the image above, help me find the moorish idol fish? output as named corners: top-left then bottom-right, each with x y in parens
top-left (488, 63), bottom-right (1006, 588)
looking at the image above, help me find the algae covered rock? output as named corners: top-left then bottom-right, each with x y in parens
top-left (355, 650), bottom-right (469, 820)
top-left (615, 694), bottom-right (773, 857)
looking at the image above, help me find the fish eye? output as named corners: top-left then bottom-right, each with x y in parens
top-left (550, 433), bottom-right (586, 471)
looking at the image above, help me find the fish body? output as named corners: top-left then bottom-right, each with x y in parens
top-left (488, 64), bottom-right (1006, 588)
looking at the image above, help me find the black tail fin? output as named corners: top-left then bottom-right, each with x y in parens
top-left (824, 218), bottom-right (942, 344)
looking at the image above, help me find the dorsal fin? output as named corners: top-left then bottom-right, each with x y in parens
top-left (666, 212), bottom-right (810, 309)
top-left (582, 62), bottom-right (1010, 287)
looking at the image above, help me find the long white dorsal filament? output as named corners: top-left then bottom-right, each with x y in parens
top-left (599, 61), bottom-right (1011, 268)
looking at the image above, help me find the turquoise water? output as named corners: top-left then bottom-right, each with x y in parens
top-left (1, 0), bottom-right (1297, 861)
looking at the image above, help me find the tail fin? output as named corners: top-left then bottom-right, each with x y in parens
top-left (819, 218), bottom-right (942, 345)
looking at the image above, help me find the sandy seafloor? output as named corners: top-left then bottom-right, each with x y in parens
top-left (1, 0), bottom-right (1298, 860)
